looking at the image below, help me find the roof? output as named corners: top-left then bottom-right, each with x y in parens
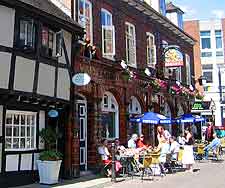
top-left (121, 0), bottom-right (195, 45)
top-left (166, 2), bottom-right (184, 14)
top-left (1, 0), bottom-right (83, 33)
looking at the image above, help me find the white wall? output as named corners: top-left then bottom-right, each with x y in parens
top-left (0, 52), bottom-right (11, 89)
top-left (37, 63), bottom-right (55, 97)
top-left (0, 5), bottom-right (15, 48)
top-left (57, 68), bottom-right (70, 100)
top-left (166, 12), bottom-right (178, 26)
top-left (14, 56), bottom-right (35, 92)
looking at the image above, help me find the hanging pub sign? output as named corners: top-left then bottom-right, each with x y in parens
top-left (164, 46), bottom-right (184, 67)
top-left (72, 73), bottom-right (91, 86)
top-left (48, 110), bottom-right (59, 118)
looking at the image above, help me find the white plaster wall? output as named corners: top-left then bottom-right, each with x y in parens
top-left (14, 56), bottom-right (35, 92)
top-left (0, 5), bottom-right (15, 48)
top-left (57, 68), bottom-right (70, 100)
top-left (150, 0), bottom-right (160, 12)
top-left (0, 52), bottom-right (11, 89)
top-left (59, 30), bottom-right (72, 65)
top-left (37, 63), bottom-right (55, 97)
top-left (39, 111), bottom-right (45, 149)
top-left (6, 155), bottom-right (19, 172)
top-left (20, 154), bottom-right (32, 170)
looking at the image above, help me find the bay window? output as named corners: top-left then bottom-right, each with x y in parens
top-left (78, 0), bottom-right (92, 42)
top-left (125, 22), bottom-right (136, 67)
top-left (101, 9), bottom-right (115, 59)
top-left (146, 32), bottom-right (156, 68)
top-left (5, 111), bottom-right (36, 151)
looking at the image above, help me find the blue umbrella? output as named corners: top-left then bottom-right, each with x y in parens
top-left (176, 113), bottom-right (205, 123)
top-left (129, 112), bottom-right (172, 124)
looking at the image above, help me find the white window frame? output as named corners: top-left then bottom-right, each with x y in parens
top-left (101, 92), bottom-right (119, 139)
top-left (78, 0), bottom-right (93, 43)
top-left (200, 30), bottom-right (212, 58)
top-left (5, 110), bottom-right (37, 151)
top-left (146, 32), bottom-right (156, 68)
top-left (185, 54), bottom-right (191, 85)
top-left (101, 9), bottom-right (115, 59)
top-left (215, 30), bottom-right (224, 57)
top-left (125, 22), bottom-right (136, 67)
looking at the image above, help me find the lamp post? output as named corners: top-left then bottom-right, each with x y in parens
top-left (111, 142), bottom-right (116, 182)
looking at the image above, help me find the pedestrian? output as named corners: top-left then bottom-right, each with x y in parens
top-left (182, 127), bottom-right (195, 172)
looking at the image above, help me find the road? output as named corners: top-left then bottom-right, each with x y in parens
top-left (104, 159), bottom-right (225, 188)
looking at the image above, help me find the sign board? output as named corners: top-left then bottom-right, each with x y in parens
top-left (192, 101), bottom-right (211, 111)
top-left (48, 110), bottom-right (59, 118)
top-left (72, 73), bottom-right (91, 86)
top-left (164, 48), bottom-right (183, 67)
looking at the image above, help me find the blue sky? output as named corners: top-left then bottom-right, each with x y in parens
top-left (169, 0), bottom-right (225, 20)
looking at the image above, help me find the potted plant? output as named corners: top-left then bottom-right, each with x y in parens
top-left (37, 127), bottom-right (62, 184)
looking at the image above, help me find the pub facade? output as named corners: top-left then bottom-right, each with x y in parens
top-left (65, 0), bottom-right (198, 176)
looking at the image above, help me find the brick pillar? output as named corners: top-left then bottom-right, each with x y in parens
top-left (119, 106), bottom-right (128, 146)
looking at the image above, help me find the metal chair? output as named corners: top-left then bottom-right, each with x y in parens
top-left (141, 154), bottom-right (153, 180)
top-left (149, 152), bottom-right (164, 177)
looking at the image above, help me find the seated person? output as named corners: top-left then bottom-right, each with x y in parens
top-left (128, 134), bottom-right (138, 149)
top-left (98, 139), bottom-right (122, 176)
top-left (137, 134), bottom-right (152, 151)
top-left (204, 133), bottom-right (221, 159)
top-left (169, 136), bottom-right (180, 160)
top-left (114, 138), bottom-right (126, 160)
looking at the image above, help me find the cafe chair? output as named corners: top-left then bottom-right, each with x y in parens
top-left (141, 155), bottom-right (153, 181)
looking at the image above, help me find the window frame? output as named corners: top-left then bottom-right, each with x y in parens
top-left (17, 17), bottom-right (36, 52)
top-left (146, 32), bottom-right (156, 68)
top-left (101, 92), bottom-right (119, 140)
top-left (5, 110), bottom-right (37, 151)
top-left (78, 0), bottom-right (93, 44)
top-left (101, 8), bottom-right (115, 59)
top-left (125, 22), bottom-right (137, 67)
top-left (215, 30), bottom-right (224, 57)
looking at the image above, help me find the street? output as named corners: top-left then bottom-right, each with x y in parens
top-left (104, 159), bottom-right (225, 188)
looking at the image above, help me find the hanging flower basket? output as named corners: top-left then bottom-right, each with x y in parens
top-left (121, 72), bottom-right (130, 81)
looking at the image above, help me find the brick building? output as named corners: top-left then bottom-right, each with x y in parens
top-left (58, 0), bottom-right (198, 177)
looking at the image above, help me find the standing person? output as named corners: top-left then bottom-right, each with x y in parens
top-left (204, 133), bottom-right (221, 160)
top-left (182, 127), bottom-right (195, 172)
top-left (206, 122), bottom-right (214, 141)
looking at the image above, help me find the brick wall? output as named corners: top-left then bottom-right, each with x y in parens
top-left (184, 20), bottom-right (204, 93)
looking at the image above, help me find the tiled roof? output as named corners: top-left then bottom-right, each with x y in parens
top-left (3, 0), bottom-right (82, 31)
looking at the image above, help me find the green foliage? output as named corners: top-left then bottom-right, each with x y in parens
top-left (39, 150), bottom-right (62, 161)
top-left (39, 127), bottom-right (62, 161)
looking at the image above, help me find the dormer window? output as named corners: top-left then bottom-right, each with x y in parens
top-left (18, 18), bottom-right (36, 51)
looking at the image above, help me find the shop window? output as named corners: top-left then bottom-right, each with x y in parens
top-left (18, 18), bottom-right (36, 51)
top-left (5, 111), bottom-right (37, 151)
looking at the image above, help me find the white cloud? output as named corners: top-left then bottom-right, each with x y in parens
top-left (211, 9), bottom-right (225, 19)
top-left (176, 4), bottom-right (197, 20)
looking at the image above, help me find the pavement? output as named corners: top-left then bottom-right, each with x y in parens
top-left (14, 157), bottom-right (225, 188)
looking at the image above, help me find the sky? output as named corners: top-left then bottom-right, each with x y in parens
top-left (169, 0), bottom-right (225, 20)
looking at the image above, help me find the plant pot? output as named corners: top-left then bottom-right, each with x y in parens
top-left (37, 160), bottom-right (62, 184)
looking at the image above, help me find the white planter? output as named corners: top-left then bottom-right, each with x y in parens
top-left (37, 160), bottom-right (62, 184)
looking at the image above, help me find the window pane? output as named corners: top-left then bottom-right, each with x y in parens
top-left (21, 126), bottom-right (25, 137)
top-left (6, 114), bottom-right (12, 124)
top-left (200, 31), bottom-right (210, 36)
top-left (215, 30), bottom-right (221, 36)
top-left (6, 126), bottom-right (12, 137)
top-left (201, 38), bottom-right (211, 49)
top-left (13, 138), bottom-right (19, 149)
top-left (203, 72), bottom-right (213, 83)
top-left (5, 138), bottom-right (11, 149)
top-left (21, 138), bottom-right (25, 148)
top-left (202, 64), bottom-right (213, 69)
top-left (79, 0), bottom-right (84, 15)
top-left (21, 115), bottom-right (25, 125)
top-left (216, 51), bottom-right (223, 56)
top-left (14, 115), bottom-right (19, 125)
top-left (13, 126), bottom-right (19, 137)
top-left (201, 52), bottom-right (212, 57)
top-left (27, 126), bottom-right (30, 136)
top-left (216, 37), bottom-right (222, 48)
top-left (26, 138), bottom-right (31, 148)
top-left (42, 27), bottom-right (48, 46)
top-left (19, 20), bottom-right (26, 44)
